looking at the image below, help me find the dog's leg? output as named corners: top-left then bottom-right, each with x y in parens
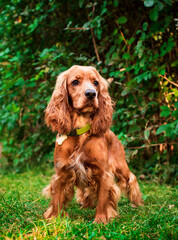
top-left (94, 172), bottom-right (120, 223)
top-left (94, 174), bottom-right (109, 224)
top-left (44, 170), bottom-right (75, 219)
top-left (107, 133), bottom-right (143, 207)
top-left (106, 174), bottom-right (121, 220)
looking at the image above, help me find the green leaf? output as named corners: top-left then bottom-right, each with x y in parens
top-left (79, 0), bottom-right (84, 8)
top-left (15, 78), bottom-right (25, 87)
top-left (117, 16), bottom-right (127, 24)
top-left (114, 0), bottom-right (119, 7)
top-left (28, 18), bottom-right (39, 33)
top-left (162, 0), bottom-right (172, 6)
top-left (144, 129), bottom-right (150, 141)
top-left (142, 22), bottom-right (148, 31)
top-left (160, 106), bottom-right (171, 118)
top-left (159, 69), bottom-right (165, 75)
top-left (144, 0), bottom-right (154, 7)
top-left (172, 89), bottom-right (178, 97)
top-left (149, 7), bottom-right (159, 21)
top-left (172, 110), bottom-right (178, 118)
top-left (122, 53), bottom-right (130, 60)
top-left (175, 101), bottom-right (178, 109)
top-left (165, 16), bottom-right (172, 27)
top-left (171, 60), bottom-right (178, 67)
top-left (141, 32), bottom-right (146, 40)
top-left (121, 89), bottom-right (131, 96)
top-left (156, 1), bottom-right (164, 11)
top-left (26, 82), bottom-right (36, 87)
top-left (156, 124), bottom-right (168, 135)
top-left (136, 29), bottom-right (142, 35)
top-left (160, 111), bottom-right (171, 117)
top-left (128, 37), bottom-right (135, 45)
top-left (111, 52), bottom-right (119, 60)
top-left (160, 106), bottom-right (170, 111)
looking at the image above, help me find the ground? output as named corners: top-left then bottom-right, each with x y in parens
top-left (0, 168), bottom-right (177, 239)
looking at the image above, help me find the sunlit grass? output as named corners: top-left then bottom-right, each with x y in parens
top-left (0, 169), bottom-right (177, 239)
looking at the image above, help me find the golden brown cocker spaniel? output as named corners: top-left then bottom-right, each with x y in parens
top-left (43, 65), bottom-right (143, 223)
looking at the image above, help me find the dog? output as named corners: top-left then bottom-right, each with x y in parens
top-left (43, 65), bottom-right (143, 223)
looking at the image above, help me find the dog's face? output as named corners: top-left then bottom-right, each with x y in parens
top-left (45, 65), bottom-right (113, 134)
top-left (67, 66), bottom-right (100, 113)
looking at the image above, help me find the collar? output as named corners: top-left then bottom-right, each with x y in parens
top-left (68, 123), bottom-right (91, 136)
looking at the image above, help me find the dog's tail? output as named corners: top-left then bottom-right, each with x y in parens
top-left (116, 171), bottom-right (143, 207)
top-left (128, 172), bottom-right (143, 206)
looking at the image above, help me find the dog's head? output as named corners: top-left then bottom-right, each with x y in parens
top-left (45, 65), bottom-right (113, 135)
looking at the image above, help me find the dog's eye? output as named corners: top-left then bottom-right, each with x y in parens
top-left (94, 80), bottom-right (99, 87)
top-left (72, 80), bottom-right (79, 86)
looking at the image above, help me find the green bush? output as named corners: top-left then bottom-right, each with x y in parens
top-left (0, 0), bottom-right (177, 182)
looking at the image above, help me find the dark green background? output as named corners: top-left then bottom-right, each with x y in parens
top-left (0, 0), bottom-right (177, 184)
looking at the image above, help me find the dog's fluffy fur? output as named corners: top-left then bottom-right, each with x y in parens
top-left (43, 65), bottom-right (143, 223)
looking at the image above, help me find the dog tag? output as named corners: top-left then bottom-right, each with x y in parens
top-left (56, 135), bottom-right (68, 145)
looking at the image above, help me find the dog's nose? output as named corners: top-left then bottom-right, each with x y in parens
top-left (85, 89), bottom-right (96, 100)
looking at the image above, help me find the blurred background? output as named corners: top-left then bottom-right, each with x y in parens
top-left (0, 0), bottom-right (177, 184)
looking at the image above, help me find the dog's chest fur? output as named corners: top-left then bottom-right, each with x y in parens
top-left (69, 146), bottom-right (98, 208)
top-left (69, 144), bottom-right (95, 188)
top-left (69, 114), bottom-right (95, 187)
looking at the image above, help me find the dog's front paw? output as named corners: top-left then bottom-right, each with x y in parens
top-left (44, 206), bottom-right (53, 219)
top-left (107, 206), bottom-right (119, 220)
top-left (94, 213), bottom-right (107, 224)
top-left (44, 207), bottom-right (69, 219)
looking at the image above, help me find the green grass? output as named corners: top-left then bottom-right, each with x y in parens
top-left (0, 169), bottom-right (177, 240)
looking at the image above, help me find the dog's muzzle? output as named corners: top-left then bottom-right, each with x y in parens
top-left (85, 89), bottom-right (96, 100)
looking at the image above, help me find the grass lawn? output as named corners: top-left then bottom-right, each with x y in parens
top-left (0, 168), bottom-right (177, 239)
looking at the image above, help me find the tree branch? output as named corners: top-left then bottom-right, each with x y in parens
top-left (114, 17), bottom-right (128, 49)
top-left (159, 74), bottom-right (178, 88)
top-left (87, 4), bottom-right (101, 63)
top-left (127, 142), bottom-right (178, 150)
top-left (90, 28), bottom-right (101, 62)
top-left (66, 27), bottom-right (89, 30)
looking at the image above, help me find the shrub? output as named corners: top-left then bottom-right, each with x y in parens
top-left (0, 0), bottom-right (177, 182)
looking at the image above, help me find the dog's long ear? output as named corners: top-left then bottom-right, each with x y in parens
top-left (45, 71), bottom-right (71, 134)
top-left (92, 71), bottom-right (113, 135)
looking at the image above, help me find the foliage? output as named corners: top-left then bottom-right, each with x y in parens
top-left (0, 169), bottom-right (177, 239)
top-left (0, 0), bottom-right (177, 182)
